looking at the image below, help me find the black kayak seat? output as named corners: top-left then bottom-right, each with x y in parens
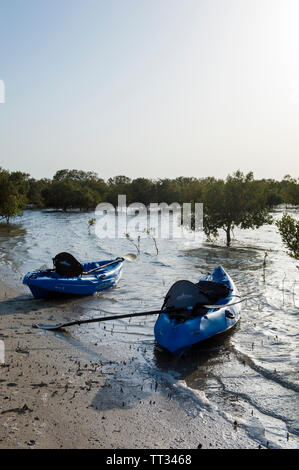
top-left (196, 280), bottom-right (230, 303)
top-left (52, 252), bottom-right (84, 277)
top-left (162, 280), bottom-right (209, 321)
top-left (162, 279), bottom-right (230, 321)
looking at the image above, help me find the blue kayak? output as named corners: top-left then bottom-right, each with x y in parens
top-left (154, 266), bottom-right (241, 356)
top-left (23, 258), bottom-right (123, 299)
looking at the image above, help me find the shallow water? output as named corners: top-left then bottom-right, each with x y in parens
top-left (0, 208), bottom-right (298, 448)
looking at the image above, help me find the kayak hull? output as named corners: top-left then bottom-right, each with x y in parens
top-left (154, 266), bottom-right (241, 356)
top-left (23, 259), bottom-right (123, 299)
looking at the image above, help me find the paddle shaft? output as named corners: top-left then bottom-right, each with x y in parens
top-left (33, 294), bottom-right (260, 330)
top-left (201, 293), bottom-right (261, 309)
top-left (33, 307), bottom-right (189, 330)
top-left (83, 257), bottom-right (124, 275)
top-left (68, 308), bottom-right (177, 326)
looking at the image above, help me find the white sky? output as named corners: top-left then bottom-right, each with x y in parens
top-left (0, 0), bottom-right (298, 180)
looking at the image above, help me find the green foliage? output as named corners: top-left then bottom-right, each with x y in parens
top-left (276, 214), bottom-right (299, 260)
top-left (280, 175), bottom-right (299, 206)
top-left (130, 178), bottom-right (156, 206)
top-left (24, 168), bottom-right (299, 214)
top-left (106, 175), bottom-right (132, 206)
top-left (53, 169), bottom-right (99, 182)
top-left (0, 168), bottom-right (29, 222)
top-left (255, 178), bottom-right (284, 209)
top-left (107, 175), bottom-right (131, 186)
top-left (202, 171), bottom-right (273, 246)
top-left (27, 178), bottom-right (51, 208)
top-left (40, 170), bottom-right (107, 210)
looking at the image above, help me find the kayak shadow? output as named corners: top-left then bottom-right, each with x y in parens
top-left (152, 324), bottom-right (240, 383)
top-left (89, 326), bottom-right (241, 414)
top-left (0, 293), bottom-right (86, 317)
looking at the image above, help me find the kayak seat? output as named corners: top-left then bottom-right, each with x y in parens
top-left (196, 280), bottom-right (230, 303)
top-left (162, 279), bottom-right (231, 322)
top-left (52, 252), bottom-right (84, 277)
top-left (162, 280), bottom-right (210, 321)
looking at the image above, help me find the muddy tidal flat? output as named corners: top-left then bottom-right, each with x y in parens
top-left (0, 209), bottom-right (298, 449)
top-left (0, 280), bottom-right (261, 449)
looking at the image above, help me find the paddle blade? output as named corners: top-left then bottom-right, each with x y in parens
top-left (122, 253), bottom-right (137, 262)
top-left (32, 323), bottom-right (65, 331)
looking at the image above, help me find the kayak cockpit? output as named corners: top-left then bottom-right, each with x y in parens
top-left (161, 277), bottom-right (231, 322)
top-left (154, 265), bottom-right (241, 355)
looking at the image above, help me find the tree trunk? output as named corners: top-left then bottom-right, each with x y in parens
top-left (226, 225), bottom-right (231, 247)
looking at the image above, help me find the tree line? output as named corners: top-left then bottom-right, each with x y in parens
top-left (3, 167), bottom-right (298, 211)
top-left (0, 167), bottom-right (298, 253)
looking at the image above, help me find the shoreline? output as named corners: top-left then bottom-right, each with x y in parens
top-left (0, 272), bottom-right (261, 449)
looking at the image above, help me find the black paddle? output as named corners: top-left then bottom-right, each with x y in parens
top-left (32, 294), bottom-right (259, 331)
top-left (199, 294), bottom-right (261, 309)
top-left (82, 253), bottom-right (137, 275)
top-left (32, 307), bottom-right (191, 330)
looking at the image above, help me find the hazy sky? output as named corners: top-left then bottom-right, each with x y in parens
top-left (0, 0), bottom-right (298, 180)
